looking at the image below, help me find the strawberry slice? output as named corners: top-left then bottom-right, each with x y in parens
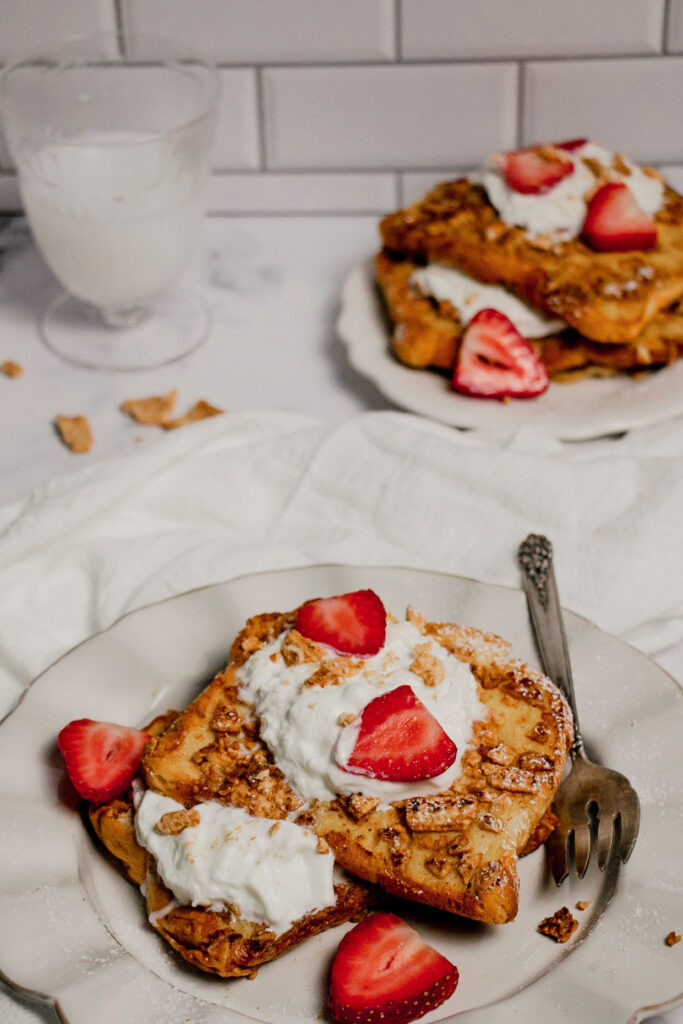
top-left (553, 137), bottom-right (588, 152)
top-left (338, 684), bottom-right (457, 782)
top-left (452, 308), bottom-right (549, 400)
top-left (329, 912), bottom-right (459, 1024)
top-left (502, 145), bottom-right (573, 194)
top-left (581, 182), bottom-right (657, 252)
top-left (57, 718), bottom-right (150, 804)
top-left (295, 589), bottom-right (386, 656)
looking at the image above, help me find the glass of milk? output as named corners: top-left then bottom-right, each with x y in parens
top-left (1, 33), bottom-right (218, 369)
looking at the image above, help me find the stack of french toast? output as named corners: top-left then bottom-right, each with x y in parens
top-left (59, 589), bottom-right (573, 989)
top-left (376, 141), bottom-right (683, 397)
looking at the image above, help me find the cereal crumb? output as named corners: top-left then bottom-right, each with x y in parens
top-left (121, 389), bottom-right (177, 425)
top-left (538, 906), bottom-right (579, 943)
top-left (316, 836), bottom-right (330, 855)
top-left (269, 822), bottom-right (281, 836)
top-left (337, 712), bottom-right (357, 727)
top-left (55, 415), bottom-right (93, 453)
top-left (1, 360), bottom-right (23, 378)
top-left (155, 808), bottom-right (200, 835)
top-left (410, 643), bottom-right (445, 687)
top-left (576, 900), bottom-right (591, 911)
top-left (665, 931), bottom-right (681, 947)
top-left (162, 399), bottom-right (223, 430)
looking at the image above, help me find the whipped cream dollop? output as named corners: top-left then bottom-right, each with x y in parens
top-left (134, 789), bottom-right (335, 935)
top-left (237, 619), bottom-right (487, 804)
top-left (410, 263), bottom-right (565, 338)
top-left (482, 141), bottom-right (664, 240)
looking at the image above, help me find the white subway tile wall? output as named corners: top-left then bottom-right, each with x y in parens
top-left (263, 64), bottom-right (518, 170)
top-left (0, 0), bottom-right (681, 212)
top-left (121, 0), bottom-right (396, 64)
top-left (401, 0), bottom-right (665, 60)
top-left (523, 58), bottom-right (683, 163)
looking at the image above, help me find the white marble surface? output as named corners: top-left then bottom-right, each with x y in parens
top-left (0, 215), bottom-right (392, 504)
top-left (0, 215), bottom-right (680, 1024)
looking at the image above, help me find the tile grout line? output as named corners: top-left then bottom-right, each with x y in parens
top-left (663, 0), bottom-right (672, 52)
top-left (394, 0), bottom-right (402, 62)
top-left (516, 62), bottom-right (525, 147)
top-left (210, 52), bottom-right (683, 71)
top-left (113, 0), bottom-right (126, 51)
top-left (255, 67), bottom-right (268, 171)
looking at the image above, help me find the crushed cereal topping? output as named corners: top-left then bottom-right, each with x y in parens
top-left (155, 808), bottom-right (200, 835)
top-left (409, 643), bottom-right (446, 687)
top-left (665, 931), bottom-right (681, 947)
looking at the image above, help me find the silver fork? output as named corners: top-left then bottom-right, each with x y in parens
top-left (518, 533), bottom-right (640, 885)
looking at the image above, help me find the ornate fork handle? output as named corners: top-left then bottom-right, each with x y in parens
top-left (518, 534), bottom-right (585, 760)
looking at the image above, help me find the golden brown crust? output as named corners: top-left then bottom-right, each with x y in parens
top-left (90, 791), bottom-right (376, 978)
top-left (375, 248), bottom-right (683, 378)
top-left (89, 705), bottom-right (377, 978)
top-left (380, 178), bottom-right (683, 343)
top-left (143, 608), bottom-right (573, 927)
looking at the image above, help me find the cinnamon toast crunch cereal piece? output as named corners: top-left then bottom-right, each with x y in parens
top-left (121, 390), bottom-right (177, 425)
top-left (55, 415), bottom-right (93, 453)
top-left (1, 361), bottom-right (23, 378)
top-left (163, 399), bottom-right (224, 430)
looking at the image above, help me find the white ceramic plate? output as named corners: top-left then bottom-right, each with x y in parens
top-left (337, 261), bottom-right (683, 441)
top-left (0, 565), bottom-right (681, 1024)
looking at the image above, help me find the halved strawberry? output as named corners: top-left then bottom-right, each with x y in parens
top-left (452, 308), bottom-right (549, 400)
top-left (502, 145), bottom-right (573, 194)
top-left (338, 684), bottom-right (457, 782)
top-left (329, 912), bottom-right (459, 1024)
top-left (295, 589), bottom-right (386, 656)
top-left (581, 182), bottom-right (657, 252)
top-left (57, 718), bottom-right (150, 804)
top-left (553, 137), bottom-right (588, 152)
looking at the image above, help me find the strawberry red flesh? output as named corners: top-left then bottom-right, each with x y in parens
top-left (553, 137), bottom-right (588, 151)
top-left (581, 182), bottom-right (657, 252)
top-left (329, 912), bottom-right (459, 1024)
top-left (57, 718), bottom-right (150, 804)
top-left (339, 684), bottom-right (457, 782)
top-left (502, 145), bottom-right (573, 194)
top-left (452, 308), bottom-right (549, 400)
top-left (295, 589), bottom-right (386, 656)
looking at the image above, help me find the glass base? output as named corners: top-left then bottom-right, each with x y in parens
top-left (40, 287), bottom-right (211, 370)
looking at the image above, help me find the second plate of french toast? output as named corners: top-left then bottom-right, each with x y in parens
top-left (339, 140), bottom-right (683, 439)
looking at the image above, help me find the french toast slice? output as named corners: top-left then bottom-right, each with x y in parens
top-left (380, 178), bottom-right (683, 344)
top-left (375, 248), bottom-right (683, 378)
top-left (88, 709), bottom-right (377, 979)
top-left (142, 604), bottom-right (573, 927)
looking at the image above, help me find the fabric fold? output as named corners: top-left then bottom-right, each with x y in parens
top-left (1, 409), bottom-right (682, 719)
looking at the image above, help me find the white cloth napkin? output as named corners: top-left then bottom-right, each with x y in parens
top-left (2, 408), bottom-right (683, 721)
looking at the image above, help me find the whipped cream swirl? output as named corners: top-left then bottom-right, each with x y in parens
top-left (236, 619), bottom-right (486, 804)
top-left (481, 141), bottom-right (664, 240)
top-left (134, 789), bottom-right (336, 935)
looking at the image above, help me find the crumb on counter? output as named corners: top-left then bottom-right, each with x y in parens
top-left (121, 389), bottom-right (178, 425)
top-left (55, 415), bottom-right (93, 453)
top-left (1, 360), bottom-right (23, 378)
top-left (162, 399), bottom-right (223, 430)
top-left (538, 906), bottom-right (579, 943)
top-left (665, 931), bottom-right (681, 947)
